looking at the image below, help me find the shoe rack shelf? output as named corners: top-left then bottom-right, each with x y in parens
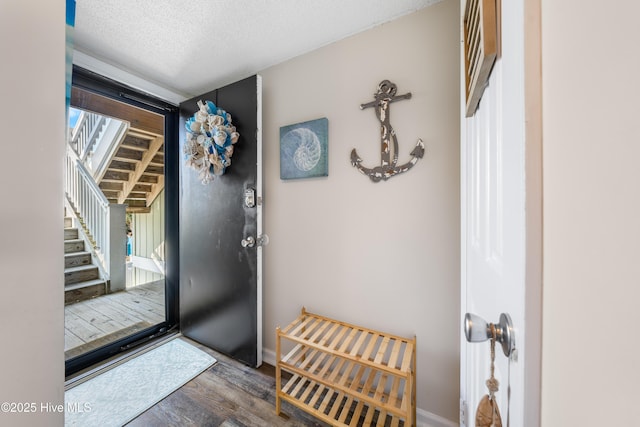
top-left (275, 307), bottom-right (416, 426)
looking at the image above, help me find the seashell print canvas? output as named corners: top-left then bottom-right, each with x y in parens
top-left (280, 117), bottom-right (328, 180)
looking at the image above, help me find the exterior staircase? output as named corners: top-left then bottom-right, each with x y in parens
top-left (64, 215), bottom-right (107, 305)
top-left (63, 87), bottom-right (165, 304)
top-left (98, 131), bottom-right (164, 213)
top-left (72, 86), bottom-right (165, 214)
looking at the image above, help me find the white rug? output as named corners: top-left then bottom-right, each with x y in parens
top-left (65, 338), bottom-right (216, 426)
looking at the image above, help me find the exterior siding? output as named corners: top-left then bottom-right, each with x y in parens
top-left (130, 190), bottom-right (165, 286)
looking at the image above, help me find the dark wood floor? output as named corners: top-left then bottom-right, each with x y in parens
top-left (126, 338), bottom-right (329, 427)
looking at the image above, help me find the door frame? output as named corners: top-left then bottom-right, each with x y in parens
top-left (65, 66), bottom-right (180, 376)
top-left (522, 0), bottom-right (543, 424)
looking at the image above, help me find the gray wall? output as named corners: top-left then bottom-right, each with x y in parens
top-left (260, 0), bottom-right (460, 420)
top-left (0, 1), bottom-right (65, 425)
top-left (541, 1), bottom-right (640, 425)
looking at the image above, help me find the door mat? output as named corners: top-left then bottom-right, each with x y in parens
top-left (65, 338), bottom-right (216, 426)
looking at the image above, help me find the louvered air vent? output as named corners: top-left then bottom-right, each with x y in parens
top-left (464, 0), bottom-right (498, 117)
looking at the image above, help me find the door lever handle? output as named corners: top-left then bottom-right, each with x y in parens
top-left (241, 234), bottom-right (269, 248)
top-left (464, 312), bottom-right (515, 357)
top-left (241, 236), bottom-right (255, 248)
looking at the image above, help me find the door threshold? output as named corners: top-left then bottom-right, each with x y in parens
top-left (65, 331), bottom-right (182, 390)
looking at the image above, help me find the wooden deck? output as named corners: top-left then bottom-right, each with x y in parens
top-left (65, 280), bottom-right (165, 359)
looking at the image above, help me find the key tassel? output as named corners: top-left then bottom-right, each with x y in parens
top-left (475, 323), bottom-right (503, 427)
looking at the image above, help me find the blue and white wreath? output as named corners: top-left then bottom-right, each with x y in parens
top-left (183, 100), bottom-right (240, 184)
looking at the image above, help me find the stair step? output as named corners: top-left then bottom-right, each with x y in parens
top-left (64, 217), bottom-right (73, 228)
top-left (64, 228), bottom-right (79, 240)
top-left (65, 264), bottom-right (99, 285)
top-left (64, 239), bottom-right (85, 254)
top-left (64, 278), bottom-right (107, 291)
top-left (65, 279), bottom-right (107, 305)
top-left (64, 251), bottom-right (92, 268)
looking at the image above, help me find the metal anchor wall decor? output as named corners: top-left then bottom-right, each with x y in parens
top-left (350, 80), bottom-right (425, 182)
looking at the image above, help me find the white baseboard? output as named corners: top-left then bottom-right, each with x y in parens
top-left (262, 347), bottom-right (277, 367)
top-left (262, 348), bottom-right (457, 427)
top-left (416, 407), bottom-right (458, 427)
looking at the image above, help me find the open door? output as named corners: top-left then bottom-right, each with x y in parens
top-left (179, 75), bottom-right (263, 367)
top-left (460, 1), bottom-right (542, 426)
top-left (65, 66), bottom-right (180, 376)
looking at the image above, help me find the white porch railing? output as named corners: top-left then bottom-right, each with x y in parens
top-left (65, 111), bottom-right (127, 291)
top-left (70, 110), bottom-right (106, 162)
top-left (65, 146), bottom-right (111, 274)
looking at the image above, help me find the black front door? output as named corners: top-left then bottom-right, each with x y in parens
top-left (179, 75), bottom-right (262, 367)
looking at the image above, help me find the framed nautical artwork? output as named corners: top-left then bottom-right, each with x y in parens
top-left (280, 118), bottom-right (328, 180)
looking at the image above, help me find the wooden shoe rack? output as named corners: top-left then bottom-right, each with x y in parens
top-left (275, 308), bottom-right (416, 426)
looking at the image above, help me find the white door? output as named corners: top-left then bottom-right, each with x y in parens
top-left (460, 0), bottom-right (542, 426)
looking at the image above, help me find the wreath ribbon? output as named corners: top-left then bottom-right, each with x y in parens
top-left (183, 100), bottom-right (240, 184)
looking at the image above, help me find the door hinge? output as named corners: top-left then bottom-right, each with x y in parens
top-left (460, 398), bottom-right (468, 426)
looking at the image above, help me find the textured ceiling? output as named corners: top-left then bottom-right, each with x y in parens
top-left (73, 0), bottom-right (442, 99)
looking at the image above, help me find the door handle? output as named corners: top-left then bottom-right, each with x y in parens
top-left (241, 236), bottom-right (255, 248)
top-left (464, 312), bottom-right (515, 357)
top-left (241, 234), bottom-right (269, 248)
